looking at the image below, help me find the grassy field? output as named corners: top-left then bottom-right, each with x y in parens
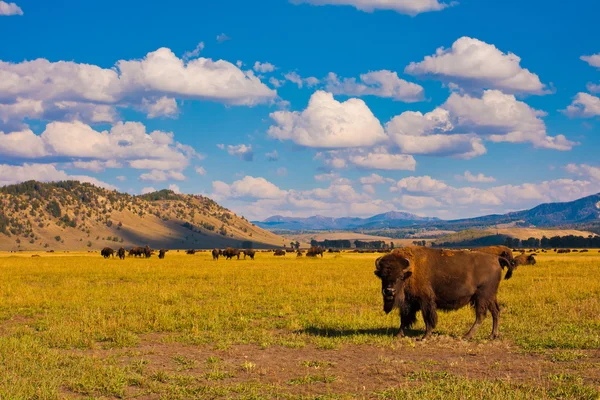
top-left (0, 250), bottom-right (599, 399)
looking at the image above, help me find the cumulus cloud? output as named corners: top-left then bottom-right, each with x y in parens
top-left (226, 144), bottom-right (254, 161)
top-left (0, 47), bottom-right (276, 127)
top-left (586, 82), bottom-right (600, 94)
top-left (265, 150), bottom-right (279, 161)
top-left (70, 160), bottom-right (123, 173)
top-left (0, 163), bottom-right (116, 189)
top-left (283, 72), bottom-right (319, 88)
top-left (182, 42), bottom-right (205, 60)
top-left (348, 151), bottom-right (416, 171)
top-left (268, 91), bottom-right (386, 148)
top-left (562, 92), bottom-right (600, 118)
top-left (564, 163), bottom-right (600, 181)
top-left (456, 170), bottom-right (496, 183)
top-left (359, 173), bottom-right (395, 185)
top-left (290, 0), bottom-right (454, 16)
top-left (254, 62), bottom-right (276, 73)
top-left (325, 70), bottom-right (424, 102)
top-left (0, 1), bottom-right (22, 16)
top-left (195, 166), bottom-right (206, 176)
top-left (212, 176), bottom-right (287, 200)
top-left (139, 169), bottom-right (186, 182)
top-left (168, 184), bottom-right (181, 194)
top-left (141, 187), bottom-right (157, 194)
top-left (581, 53), bottom-right (600, 69)
top-left (405, 37), bottom-right (548, 95)
top-left (116, 175), bottom-right (127, 182)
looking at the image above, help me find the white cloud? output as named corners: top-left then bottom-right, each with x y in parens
top-left (564, 164), bottom-right (600, 182)
top-left (70, 160), bottom-right (122, 173)
top-left (0, 128), bottom-right (47, 158)
top-left (268, 90), bottom-right (386, 148)
top-left (563, 92), bottom-right (600, 118)
top-left (0, 163), bottom-right (116, 189)
top-left (141, 96), bottom-right (178, 118)
top-left (254, 61), bottom-right (276, 73)
top-left (290, 0), bottom-right (454, 16)
top-left (216, 33), bottom-right (231, 43)
top-left (265, 150), bottom-right (279, 161)
top-left (141, 187), bottom-right (156, 194)
top-left (195, 166), bottom-right (206, 176)
top-left (394, 175), bottom-right (448, 194)
top-left (116, 175), bottom-right (127, 182)
top-left (168, 184), bottom-right (181, 194)
top-left (0, 47), bottom-right (276, 127)
top-left (325, 70), bottom-right (424, 102)
top-left (212, 176), bottom-right (287, 200)
top-left (362, 184), bottom-right (375, 195)
top-left (456, 170), bottom-right (496, 183)
top-left (394, 194), bottom-right (442, 210)
top-left (269, 77), bottom-right (285, 88)
top-left (359, 173), bottom-right (394, 185)
top-left (183, 42), bottom-right (205, 60)
top-left (139, 169), bottom-right (186, 182)
top-left (581, 53), bottom-right (600, 68)
top-left (226, 144), bottom-right (254, 161)
top-left (348, 151), bottom-right (416, 171)
top-left (586, 82), bottom-right (600, 94)
top-left (283, 72), bottom-right (319, 88)
top-left (405, 37), bottom-right (548, 95)
top-left (0, 1), bottom-right (22, 16)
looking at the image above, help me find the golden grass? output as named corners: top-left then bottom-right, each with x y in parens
top-left (0, 250), bottom-right (599, 398)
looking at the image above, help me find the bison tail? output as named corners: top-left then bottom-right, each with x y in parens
top-left (499, 257), bottom-right (514, 280)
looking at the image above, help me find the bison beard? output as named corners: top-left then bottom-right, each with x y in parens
top-left (375, 247), bottom-right (512, 340)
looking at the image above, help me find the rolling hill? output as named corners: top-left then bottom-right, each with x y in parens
top-left (0, 181), bottom-right (286, 251)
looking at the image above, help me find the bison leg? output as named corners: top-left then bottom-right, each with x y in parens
top-left (488, 299), bottom-right (500, 339)
top-left (463, 297), bottom-right (487, 340)
top-left (420, 301), bottom-right (438, 340)
top-left (397, 303), bottom-right (419, 337)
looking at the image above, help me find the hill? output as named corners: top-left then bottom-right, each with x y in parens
top-left (254, 211), bottom-right (439, 231)
top-left (0, 181), bottom-right (285, 251)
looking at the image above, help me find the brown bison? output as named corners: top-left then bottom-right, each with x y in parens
top-left (186, 249), bottom-right (196, 255)
top-left (101, 247), bottom-right (114, 258)
top-left (297, 250), bottom-right (304, 257)
top-left (143, 245), bottom-right (152, 258)
top-left (273, 249), bottom-right (286, 256)
top-left (374, 247), bottom-right (513, 340)
top-left (223, 248), bottom-right (241, 260)
top-left (212, 248), bottom-right (220, 260)
top-left (306, 246), bottom-right (324, 258)
top-left (129, 247), bottom-right (144, 257)
top-left (243, 249), bottom-right (255, 260)
top-left (117, 247), bottom-right (125, 260)
top-left (158, 249), bottom-right (167, 259)
top-left (514, 253), bottom-right (536, 266)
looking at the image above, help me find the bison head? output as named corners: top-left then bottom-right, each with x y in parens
top-left (374, 253), bottom-right (412, 314)
top-left (527, 254), bottom-right (536, 265)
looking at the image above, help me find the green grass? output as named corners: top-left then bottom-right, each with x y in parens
top-left (0, 250), bottom-right (599, 398)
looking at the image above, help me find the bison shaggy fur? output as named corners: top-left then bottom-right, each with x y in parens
top-left (101, 247), bottom-right (114, 258)
top-left (375, 247), bottom-right (512, 340)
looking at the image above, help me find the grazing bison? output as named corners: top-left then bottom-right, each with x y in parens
top-left (117, 247), bottom-right (125, 260)
top-left (514, 253), bottom-right (536, 266)
top-left (273, 249), bottom-right (286, 256)
top-left (129, 247), bottom-right (144, 257)
top-left (305, 246), bottom-right (324, 258)
top-left (297, 250), bottom-right (304, 257)
top-left (158, 249), bottom-right (167, 259)
top-left (243, 249), bottom-right (255, 260)
top-left (101, 247), bottom-right (114, 258)
top-left (186, 249), bottom-right (196, 255)
top-left (143, 245), bottom-right (152, 258)
top-left (223, 248), bottom-right (241, 260)
top-left (374, 247), bottom-right (513, 340)
top-left (212, 248), bottom-right (220, 260)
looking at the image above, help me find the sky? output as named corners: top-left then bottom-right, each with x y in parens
top-left (1, 0), bottom-right (600, 221)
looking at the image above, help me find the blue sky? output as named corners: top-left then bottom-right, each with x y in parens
top-left (1, 0), bottom-right (600, 220)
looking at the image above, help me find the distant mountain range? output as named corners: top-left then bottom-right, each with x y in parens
top-left (254, 193), bottom-right (600, 232)
top-left (253, 211), bottom-right (440, 231)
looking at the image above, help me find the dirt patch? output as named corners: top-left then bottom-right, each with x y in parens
top-left (65, 333), bottom-right (600, 398)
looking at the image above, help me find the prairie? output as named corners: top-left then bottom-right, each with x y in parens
top-left (0, 250), bottom-right (599, 399)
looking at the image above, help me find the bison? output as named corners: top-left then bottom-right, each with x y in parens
top-left (117, 247), bottom-right (125, 260)
top-left (158, 249), bottom-right (167, 259)
top-left (223, 248), bottom-right (241, 260)
top-left (243, 249), bottom-right (255, 260)
top-left (129, 247), bottom-right (144, 257)
top-left (514, 253), bottom-right (536, 266)
top-left (186, 249), bottom-right (196, 255)
top-left (101, 247), bottom-right (114, 258)
top-left (143, 245), bottom-right (152, 258)
top-left (212, 248), bottom-right (220, 260)
top-left (273, 249), bottom-right (286, 256)
top-left (374, 247), bottom-right (513, 340)
top-left (306, 246), bottom-right (324, 258)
